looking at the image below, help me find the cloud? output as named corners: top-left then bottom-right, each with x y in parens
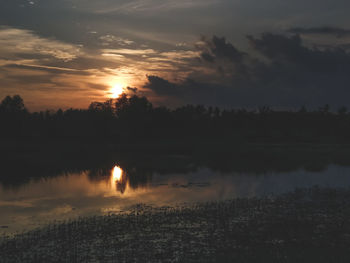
top-left (144, 75), bottom-right (180, 96)
top-left (288, 27), bottom-right (350, 38)
top-left (0, 26), bottom-right (81, 62)
top-left (2, 18), bottom-right (350, 110)
top-left (127, 87), bottom-right (138, 93)
top-left (0, 26), bottom-right (125, 109)
top-left (247, 33), bottom-right (350, 74)
top-left (99, 35), bottom-right (135, 46)
top-left (94, 0), bottom-right (218, 14)
top-left (101, 48), bottom-right (156, 55)
top-left (144, 33), bottom-right (350, 108)
top-left (143, 75), bottom-right (245, 107)
top-left (4, 63), bottom-right (90, 75)
top-left (1, 0), bottom-right (349, 111)
top-left (197, 36), bottom-right (246, 64)
top-left (160, 50), bottom-right (200, 60)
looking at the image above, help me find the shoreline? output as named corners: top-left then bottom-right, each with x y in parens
top-left (3, 141), bottom-right (350, 187)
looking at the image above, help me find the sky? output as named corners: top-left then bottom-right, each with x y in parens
top-left (1, 0), bottom-right (350, 110)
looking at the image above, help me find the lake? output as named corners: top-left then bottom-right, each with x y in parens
top-left (1, 152), bottom-right (350, 235)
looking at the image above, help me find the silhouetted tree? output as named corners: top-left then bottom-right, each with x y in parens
top-left (299, 106), bottom-right (307, 113)
top-left (1, 93), bottom-right (350, 143)
top-left (338, 106), bottom-right (348, 115)
top-left (89, 100), bottom-right (114, 116)
top-left (319, 104), bottom-right (330, 114)
top-left (0, 95), bottom-right (26, 113)
top-left (115, 93), bottom-right (152, 120)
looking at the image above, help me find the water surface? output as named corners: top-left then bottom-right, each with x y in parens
top-left (1, 159), bottom-right (350, 234)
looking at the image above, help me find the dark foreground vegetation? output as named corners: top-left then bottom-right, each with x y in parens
top-left (2, 94), bottom-right (350, 143)
top-left (1, 187), bottom-right (350, 262)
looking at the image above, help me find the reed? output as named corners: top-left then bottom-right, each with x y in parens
top-left (1, 187), bottom-right (350, 262)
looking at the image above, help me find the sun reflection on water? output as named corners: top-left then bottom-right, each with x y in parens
top-left (112, 166), bottom-right (123, 182)
top-left (111, 165), bottom-right (127, 194)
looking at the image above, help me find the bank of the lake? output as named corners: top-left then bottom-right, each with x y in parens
top-left (3, 140), bottom-right (350, 187)
top-left (1, 187), bottom-right (350, 262)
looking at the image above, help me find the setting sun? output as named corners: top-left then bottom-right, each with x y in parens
top-left (110, 83), bottom-right (124, 98)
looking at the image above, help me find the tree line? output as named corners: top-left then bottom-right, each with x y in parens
top-left (1, 94), bottom-right (350, 143)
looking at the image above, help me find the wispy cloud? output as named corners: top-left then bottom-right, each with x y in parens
top-left (0, 27), bottom-right (81, 62)
top-left (99, 35), bottom-right (135, 46)
top-left (288, 26), bottom-right (350, 38)
top-left (101, 48), bottom-right (156, 55)
top-left (94, 0), bottom-right (218, 14)
top-left (160, 50), bottom-right (200, 60)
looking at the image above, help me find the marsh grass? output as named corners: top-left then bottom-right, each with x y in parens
top-left (2, 187), bottom-right (350, 262)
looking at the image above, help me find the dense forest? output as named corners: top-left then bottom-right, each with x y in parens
top-left (1, 94), bottom-right (350, 143)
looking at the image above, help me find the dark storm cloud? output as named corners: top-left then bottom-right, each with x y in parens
top-left (247, 33), bottom-right (350, 74)
top-left (144, 75), bottom-right (234, 106)
top-left (144, 76), bottom-right (180, 96)
top-left (145, 33), bottom-right (350, 108)
top-left (288, 27), bottom-right (350, 38)
top-left (126, 87), bottom-right (138, 93)
top-left (196, 36), bottom-right (250, 80)
top-left (197, 36), bottom-right (246, 63)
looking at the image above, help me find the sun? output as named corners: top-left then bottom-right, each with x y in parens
top-left (110, 83), bottom-right (124, 98)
